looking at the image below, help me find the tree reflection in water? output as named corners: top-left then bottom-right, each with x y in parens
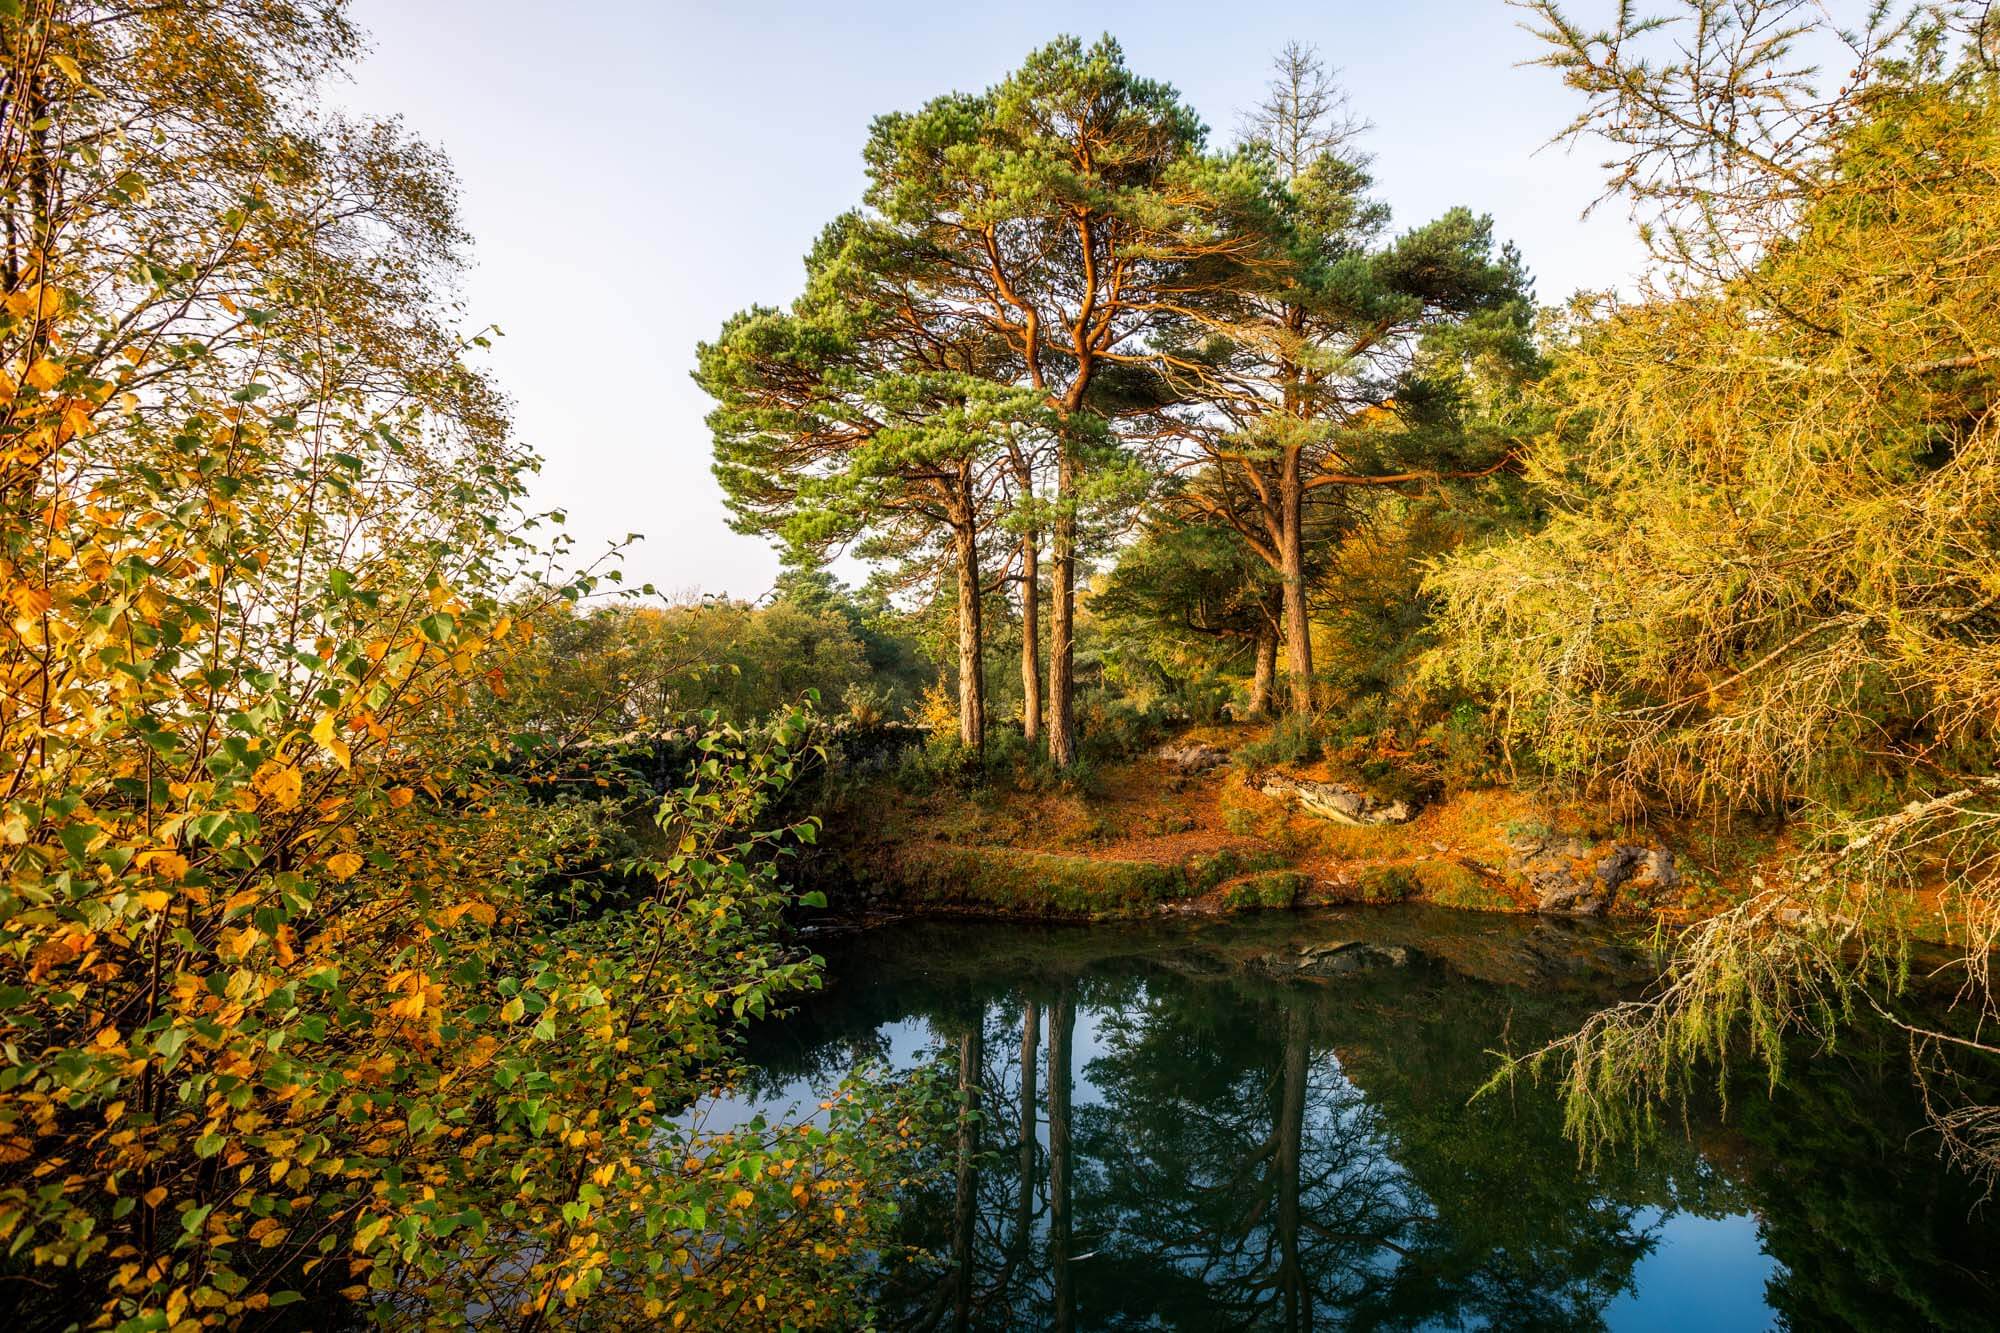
top-left (738, 911), bottom-right (2000, 1330)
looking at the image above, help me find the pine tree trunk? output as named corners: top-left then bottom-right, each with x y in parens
top-left (1046, 446), bottom-right (1079, 767)
top-left (952, 472), bottom-right (987, 753)
top-left (950, 1023), bottom-right (983, 1329)
top-left (1019, 528), bottom-right (1042, 745)
top-left (1047, 989), bottom-right (1075, 1333)
top-left (1276, 1010), bottom-right (1310, 1333)
top-left (1250, 624), bottom-right (1278, 717)
top-left (1279, 445), bottom-right (1314, 714)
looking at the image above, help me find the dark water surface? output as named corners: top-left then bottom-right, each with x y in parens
top-left (737, 907), bottom-right (2000, 1331)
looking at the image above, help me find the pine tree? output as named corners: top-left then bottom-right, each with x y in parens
top-left (860, 35), bottom-right (1275, 764)
top-left (1164, 45), bottom-right (1537, 712)
top-left (697, 214), bottom-right (1044, 751)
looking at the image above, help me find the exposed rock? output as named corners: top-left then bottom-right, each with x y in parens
top-left (1156, 742), bottom-right (1231, 775)
top-left (1535, 878), bottom-right (1609, 917)
top-left (1631, 847), bottom-right (1678, 894)
top-left (1258, 773), bottom-right (1412, 826)
top-left (1513, 836), bottom-right (1678, 917)
top-left (1506, 830), bottom-right (1587, 870)
top-left (1595, 844), bottom-right (1648, 890)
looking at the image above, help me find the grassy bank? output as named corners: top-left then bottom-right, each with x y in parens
top-left (812, 721), bottom-right (1772, 924)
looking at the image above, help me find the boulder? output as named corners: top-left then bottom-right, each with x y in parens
top-left (1631, 847), bottom-right (1678, 893)
top-left (1258, 773), bottom-right (1412, 826)
top-left (1535, 876), bottom-right (1609, 917)
top-left (1517, 838), bottom-right (1677, 916)
top-left (1157, 742), bottom-right (1231, 775)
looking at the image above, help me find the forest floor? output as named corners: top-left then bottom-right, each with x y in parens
top-left (816, 720), bottom-right (1792, 924)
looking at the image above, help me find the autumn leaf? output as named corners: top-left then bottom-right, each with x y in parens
top-left (141, 849), bottom-right (189, 879)
top-left (311, 713), bottom-right (351, 769)
top-left (256, 763), bottom-right (303, 810)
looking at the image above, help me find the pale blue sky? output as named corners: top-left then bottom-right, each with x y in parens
top-left (341, 1), bottom-right (1645, 600)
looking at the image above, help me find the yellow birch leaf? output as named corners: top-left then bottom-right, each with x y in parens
top-left (310, 713), bottom-right (350, 769)
top-left (257, 764), bottom-right (302, 810)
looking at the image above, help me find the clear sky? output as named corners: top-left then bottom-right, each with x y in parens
top-left (339, 0), bottom-right (1645, 601)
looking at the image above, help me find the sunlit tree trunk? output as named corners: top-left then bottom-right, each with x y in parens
top-left (1278, 445), bottom-right (1314, 714)
top-left (1020, 529), bottom-right (1042, 744)
top-left (1250, 623), bottom-right (1279, 717)
top-left (951, 463), bottom-right (987, 752)
top-left (1046, 447), bottom-right (1079, 767)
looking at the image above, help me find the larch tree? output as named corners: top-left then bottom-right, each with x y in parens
top-left (1430, 0), bottom-right (2000, 1187)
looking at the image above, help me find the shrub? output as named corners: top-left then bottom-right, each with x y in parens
top-left (1236, 713), bottom-right (1325, 769)
top-left (1078, 697), bottom-right (1174, 763)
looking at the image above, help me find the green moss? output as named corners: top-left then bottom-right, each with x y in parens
top-left (1221, 802), bottom-right (1262, 837)
top-left (1220, 871), bottom-right (1309, 911)
top-left (1351, 860), bottom-right (1515, 911)
top-left (1416, 861), bottom-right (1515, 911)
top-left (889, 844), bottom-right (1196, 919)
top-left (1501, 818), bottom-right (1554, 843)
top-left (1186, 846), bottom-right (1287, 893)
top-left (1355, 865), bottom-right (1417, 904)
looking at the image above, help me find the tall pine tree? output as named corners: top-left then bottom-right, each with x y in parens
top-left (861, 35), bottom-right (1275, 763)
top-left (697, 214), bottom-right (1044, 750)
top-left (1163, 45), bottom-right (1536, 711)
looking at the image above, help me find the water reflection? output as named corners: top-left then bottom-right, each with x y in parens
top-left (740, 909), bottom-right (2000, 1331)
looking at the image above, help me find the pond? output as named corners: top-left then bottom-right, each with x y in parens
top-left (735, 906), bottom-right (2000, 1331)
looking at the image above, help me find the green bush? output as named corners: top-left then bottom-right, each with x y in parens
top-left (1236, 713), bottom-right (1325, 769)
top-left (1079, 697), bottom-right (1175, 763)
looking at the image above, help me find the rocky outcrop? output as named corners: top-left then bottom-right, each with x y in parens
top-left (1258, 773), bottom-right (1412, 826)
top-left (1507, 828), bottom-right (1676, 917)
top-left (1156, 742), bottom-right (1231, 775)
